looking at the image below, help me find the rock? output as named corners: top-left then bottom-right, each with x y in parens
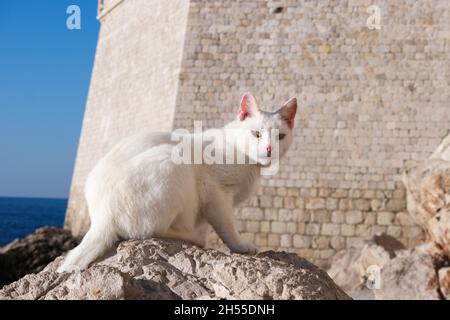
top-left (438, 267), bottom-right (450, 299)
top-left (427, 209), bottom-right (450, 259)
top-left (430, 133), bottom-right (450, 161)
top-left (0, 227), bottom-right (79, 288)
top-left (327, 234), bottom-right (403, 292)
top-left (402, 132), bottom-right (450, 261)
top-left (0, 239), bottom-right (350, 300)
top-left (327, 242), bottom-right (391, 299)
top-left (403, 132), bottom-right (450, 231)
top-left (374, 247), bottom-right (441, 300)
top-left (403, 159), bottom-right (450, 230)
top-left (0, 265), bottom-right (179, 300)
top-left (328, 241), bottom-right (449, 300)
top-left (328, 235), bottom-right (448, 300)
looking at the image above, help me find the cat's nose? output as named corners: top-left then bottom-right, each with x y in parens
top-left (266, 145), bottom-right (272, 157)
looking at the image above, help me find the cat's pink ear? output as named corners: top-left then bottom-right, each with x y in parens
top-left (279, 98), bottom-right (297, 129)
top-left (238, 93), bottom-right (260, 121)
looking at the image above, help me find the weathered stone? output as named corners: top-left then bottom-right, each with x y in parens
top-left (354, 199), bottom-right (371, 211)
top-left (345, 211), bottom-right (363, 225)
top-left (0, 239), bottom-right (350, 300)
top-left (321, 223), bottom-right (340, 236)
top-left (293, 235), bottom-right (312, 248)
top-left (377, 212), bottom-right (395, 225)
top-left (305, 198), bottom-right (326, 210)
top-left (271, 221), bottom-right (287, 234)
top-left (330, 236), bottom-right (345, 251)
top-left (341, 224), bottom-right (355, 237)
top-left (327, 243), bottom-right (390, 298)
top-left (385, 199), bottom-right (406, 212)
top-left (312, 237), bottom-right (330, 249)
top-left (280, 234), bottom-right (292, 248)
top-left (240, 208), bottom-right (264, 220)
top-left (355, 224), bottom-right (369, 237)
top-left (305, 223), bottom-right (321, 236)
top-left (326, 198), bottom-right (338, 210)
top-left (438, 267), bottom-right (450, 299)
top-left (278, 209), bottom-right (296, 222)
top-left (427, 209), bottom-right (450, 258)
top-left (386, 225), bottom-right (402, 238)
top-left (394, 211), bottom-right (416, 226)
top-left (0, 227), bottom-right (79, 288)
top-left (430, 133), bottom-right (450, 161)
top-left (286, 222), bottom-right (297, 234)
top-left (331, 211), bottom-right (345, 224)
top-left (403, 156), bottom-right (450, 230)
top-left (329, 237), bottom-right (448, 300)
top-left (267, 234), bottom-right (280, 247)
top-left (375, 249), bottom-right (440, 300)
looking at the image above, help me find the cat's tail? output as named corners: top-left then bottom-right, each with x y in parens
top-left (57, 225), bottom-right (117, 273)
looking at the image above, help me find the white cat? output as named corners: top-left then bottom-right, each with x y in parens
top-left (57, 93), bottom-right (297, 272)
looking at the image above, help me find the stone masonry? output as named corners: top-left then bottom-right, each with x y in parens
top-left (67, 0), bottom-right (450, 268)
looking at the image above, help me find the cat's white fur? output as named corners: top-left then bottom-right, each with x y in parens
top-left (57, 93), bottom-right (297, 272)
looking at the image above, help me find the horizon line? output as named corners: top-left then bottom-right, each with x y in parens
top-left (0, 195), bottom-right (68, 201)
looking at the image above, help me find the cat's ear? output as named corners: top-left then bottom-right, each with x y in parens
top-left (238, 93), bottom-right (260, 121)
top-left (279, 98), bottom-right (297, 129)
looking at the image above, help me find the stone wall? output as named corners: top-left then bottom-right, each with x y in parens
top-left (66, 0), bottom-right (190, 235)
top-left (67, 0), bottom-right (450, 267)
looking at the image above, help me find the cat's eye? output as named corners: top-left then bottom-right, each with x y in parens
top-left (252, 130), bottom-right (261, 138)
top-left (279, 133), bottom-right (286, 140)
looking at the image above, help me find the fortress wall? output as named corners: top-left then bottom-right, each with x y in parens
top-left (66, 0), bottom-right (190, 235)
top-left (172, 0), bottom-right (450, 267)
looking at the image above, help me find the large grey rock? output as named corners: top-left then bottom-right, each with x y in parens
top-left (0, 227), bottom-right (79, 288)
top-left (0, 239), bottom-right (350, 300)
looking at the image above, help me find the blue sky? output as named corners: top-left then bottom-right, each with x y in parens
top-left (0, 1), bottom-right (99, 199)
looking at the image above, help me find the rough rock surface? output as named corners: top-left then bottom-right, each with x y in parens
top-left (430, 133), bottom-right (450, 162)
top-left (0, 227), bottom-right (79, 288)
top-left (374, 245), bottom-right (441, 300)
top-left (328, 244), bottom-right (390, 290)
top-left (438, 267), bottom-right (450, 299)
top-left (403, 133), bottom-right (450, 232)
top-left (428, 209), bottom-right (450, 259)
top-left (0, 238), bottom-right (350, 300)
top-left (327, 235), bottom-right (398, 299)
top-left (329, 240), bottom-right (448, 300)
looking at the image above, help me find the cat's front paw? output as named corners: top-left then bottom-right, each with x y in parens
top-left (56, 263), bottom-right (81, 274)
top-left (231, 242), bottom-right (258, 255)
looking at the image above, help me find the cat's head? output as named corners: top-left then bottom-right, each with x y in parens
top-left (231, 93), bottom-right (297, 166)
